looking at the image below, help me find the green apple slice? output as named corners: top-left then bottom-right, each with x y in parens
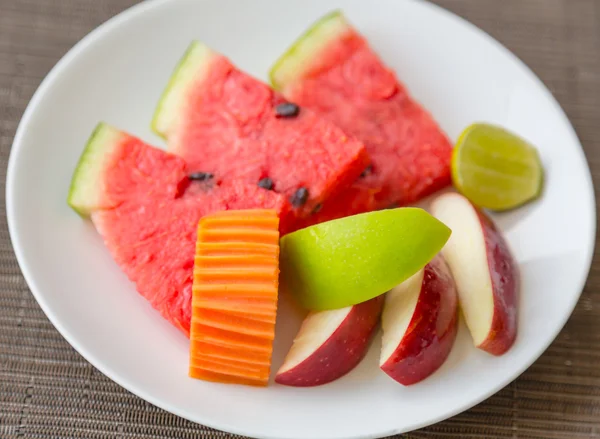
top-left (280, 208), bottom-right (451, 310)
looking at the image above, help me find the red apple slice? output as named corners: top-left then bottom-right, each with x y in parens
top-left (431, 192), bottom-right (519, 355)
top-left (275, 296), bottom-right (384, 387)
top-left (380, 255), bottom-right (458, 385)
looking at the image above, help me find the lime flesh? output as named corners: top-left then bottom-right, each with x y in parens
top-left (452, 123), bottom-right (544, 211)
top-left (280, 208), bottom-right (451, 311)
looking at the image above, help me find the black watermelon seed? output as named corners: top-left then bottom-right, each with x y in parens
top-left (275, 102), bottom-right (300, 118)
top-left (360, 164), bottom-right (374, 178)
top-left (383, 203), bottom-right (400, 210)
top-left (258, 177), bottom-right (274, 191)
top-left (189, 172), bottom-right (214, 181)
top-left (312, 203), bottom-right (323, 214)
top-left (290, 187), bottom-right (309, 207)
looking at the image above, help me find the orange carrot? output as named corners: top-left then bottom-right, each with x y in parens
top-left (189, 209), bottom-right (280, 387)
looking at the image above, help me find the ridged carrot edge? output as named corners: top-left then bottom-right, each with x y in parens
top-left (189, 209), bottom-right (280, 386)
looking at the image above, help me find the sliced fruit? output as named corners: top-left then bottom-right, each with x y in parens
top-left (190, 323), bottom-right (274, 351)
top-left (68, 124), bottom-right (127, 216)
top-left (189, 209), bottom-right (280, 386)
top-left (276, 296), bottom-right (384, 387)
top-left (191, 342), bottom-right (272, 365)
top-left (452, 123), bottom-right (544, 211)
top-left (431, 193), bottom-right (519, 355)
top-left (191, 357), bottom-right (269, 381)
top-left (192, 355), bottom-right (268, 373)
top-left (152, 41), bottom-right (369, 222)
top-left (270, 10), bottom-right (452, 223)
top-left (269, 10), bottom-right (349, 91)
top-left (188, 368), bottom-right (266, 387)
top-left (280, 208), bottom-right (451, 310)
top-left (194, 297), bottom-right (277, 315)
top-left (192, 309), bottom-right (274, 337)
top-left (68, 124), bottom-right (289, 336)
top-left (380, 255), bottom-right (458, 385)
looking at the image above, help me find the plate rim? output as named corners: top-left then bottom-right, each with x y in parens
top-left (5, 0), bottom-right (597, 438)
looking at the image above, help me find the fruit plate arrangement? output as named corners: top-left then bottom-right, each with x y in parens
top-left (6, 1), bottom-right (595, 438)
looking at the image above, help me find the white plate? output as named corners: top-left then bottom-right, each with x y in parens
top-left (6, 0), bottom-right (596, 438)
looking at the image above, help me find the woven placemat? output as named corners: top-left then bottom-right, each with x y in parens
top-left (1, 0), bottom-right (599, 438)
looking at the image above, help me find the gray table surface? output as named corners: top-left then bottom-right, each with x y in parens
top-left (1, 0), bottom-right (599, 437)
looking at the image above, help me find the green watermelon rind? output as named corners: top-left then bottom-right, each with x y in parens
top-left (269, 9), bottom-right (350, 91)
top-left (67, 123), bottom-right (125, 217)
top-left (151, 41), bottom-right (218, 141)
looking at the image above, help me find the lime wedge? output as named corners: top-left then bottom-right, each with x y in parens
top-left (452, 123), bottom-right (544, 211)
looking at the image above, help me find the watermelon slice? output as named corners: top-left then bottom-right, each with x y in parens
top-left (270, 10), bottom-right (453, 223)
top-left (68, 123), bottom-right (289, 336)
top-left (152, 41), bottom-right (370, 222)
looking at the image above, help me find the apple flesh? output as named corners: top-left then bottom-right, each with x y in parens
top-left (380, 255), bottom-right (458, 385)
top-left (431, 193), bottom-right (519, 355)
top-left (275, 296), bottom-right (384, 387)
top-left (280, 208), bottom-right (451, 310)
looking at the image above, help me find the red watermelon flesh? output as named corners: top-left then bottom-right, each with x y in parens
top-left (152, 42), bottom-right (370, 222)
top-left (271, 11), bottom-right (452, 224)
top-left (68, 124), bottom-right (290, 336)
